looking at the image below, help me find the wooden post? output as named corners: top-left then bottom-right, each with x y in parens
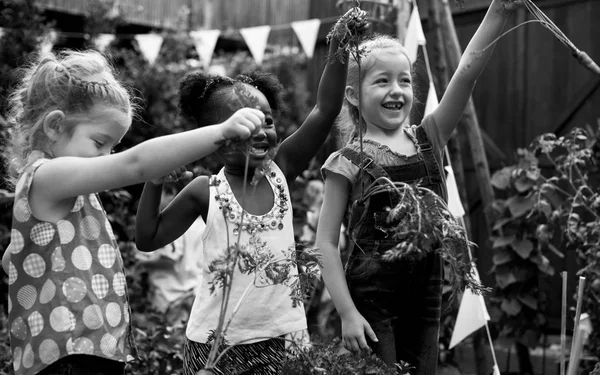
top-left (432, 1), bottom-right (497, 374)
top-left (438, 0), bottom-right (496, 236)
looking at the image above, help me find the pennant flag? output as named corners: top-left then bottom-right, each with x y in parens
top-left (40, 30), bottom-right (58, 54)
top-left (449, 266), bottom-right (490, 349)
top-left (190, 29), bottom-right (221, 68)
top-left (240, 25), bottom-right (271, 65)
top-left (445, 165), bottom-right (466, 218)
top-left (403, 4), bottom-right (426, 63)
top-left (135, 34), bottom-right (164, 65)
top-left (94, 33), bottom-right (115, 52)
top-left (291, 19), bottom-right (321, 59)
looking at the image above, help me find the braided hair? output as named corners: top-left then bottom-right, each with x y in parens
top-left (4, 50), bottom-right (133, 185)
top-left (178, 70), bottom-right (287, 128)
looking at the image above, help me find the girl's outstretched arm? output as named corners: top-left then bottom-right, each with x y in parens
top-left (276, 34), bottom-right (349, 182)
top-left (316, 173), bottom-right (378, 351)
top-left (433, 0), bottom-right (518, 145)
top-left (136, 176), bottom-right (209, 252)
top-left (33, 108), bottom-right (263, 203)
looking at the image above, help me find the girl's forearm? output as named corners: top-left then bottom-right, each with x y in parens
top-left (457, 0), bottom-right (514, 83)
top-left (315, 36), bottom-right (349, 116)
top-left (124, 124), bottom-right (226, 183)
top-left (135, 182), bottom-right (164, 251)
top-left (318, 242), bottom-right (360, 319)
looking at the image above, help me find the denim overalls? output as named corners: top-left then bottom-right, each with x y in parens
top-left (341, 126), bottom-right (446, 375)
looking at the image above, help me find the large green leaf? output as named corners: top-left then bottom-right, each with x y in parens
top-left (517, 294), bottom-right (538, 310)
top-left (492, 234), bottom-right (516, 248)
top-left (514, 175), bottom-right (535, 193)
top-left (512, 239), bottom-right (534, 259)
top-left (501, 298), bottom-right (522, 316)
top-left (491, 167), bottom-right (515, 190)
top-left (506, 194), bottom-right (536, 218)
top-left (492, 248), bottom-right (515, 265)
top-left (495, 270), bottom-right (518, 289)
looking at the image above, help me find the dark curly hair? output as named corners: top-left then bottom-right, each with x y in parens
top-left (178, 70), bottom-right (287, 127)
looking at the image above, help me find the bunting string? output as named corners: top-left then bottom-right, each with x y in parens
top-left (0, 15), bottom-right (340, 66)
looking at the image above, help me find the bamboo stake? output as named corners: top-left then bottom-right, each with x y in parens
top-left (560, 271), bottom-right (568, 375)
top-left (567, 276), bottom-right (587, 375)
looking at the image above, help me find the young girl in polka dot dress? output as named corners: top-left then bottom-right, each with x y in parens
top-left (1, 50), bottom-right (264, 375)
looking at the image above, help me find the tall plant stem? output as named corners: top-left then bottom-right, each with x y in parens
top-left (204, 150), bottom-right (251, 370)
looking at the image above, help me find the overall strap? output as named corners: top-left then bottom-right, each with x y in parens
top-left (415, 126), bottom-right (443, 185)
top-left (338, 147), bottom-right (390, 194)
top-left (338, 147), bottom-right (391, 259)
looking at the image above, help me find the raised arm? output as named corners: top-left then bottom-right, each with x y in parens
top-left (277, 11), bottom-right (368, 182)
top-left (433, 0), bottom-right (517, 145)
top-left (33, 108), bottom-right (263, 203)
top-left (276, 36), bottom-right (349, 181)
top-left (135, 177), bottom-right (208, 252)
top-left (316, 172), bottom-right (378, 351)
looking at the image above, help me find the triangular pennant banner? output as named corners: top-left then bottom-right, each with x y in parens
top-left (135, 34), bottom-right (164, 65)
top-left (291, 19), bottom-right (321, 59)
top-left (404, 4), bottom-right (426, 63)
top-left (94, 33), bottom-right (115, 52)
top-left (445, 165), bottom-right (466, 218)
top-left (424, 81), bottom-right (439, 116)
top-left (240, 25), bottom-right (271, 65)
top-left (190, 29), bottom-right (221, 68)
top-left (40, 30), bottom-right (57, 54)
top-left (449, 266), bottom-right (490, 349)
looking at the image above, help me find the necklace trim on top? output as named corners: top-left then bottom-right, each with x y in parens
top-left (210, 169), bottom-right (289, 235)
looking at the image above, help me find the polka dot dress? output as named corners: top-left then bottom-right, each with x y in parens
top-left (7, 153), bottom-right (133, 375)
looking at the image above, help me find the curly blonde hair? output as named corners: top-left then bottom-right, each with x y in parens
top-left (4, 49), bottom-right (133, 186)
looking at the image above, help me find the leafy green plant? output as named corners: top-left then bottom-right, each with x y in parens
top-left (489, 124), bottom-right (600, 362)
top-left (280, 339), bottom-right (409, 375)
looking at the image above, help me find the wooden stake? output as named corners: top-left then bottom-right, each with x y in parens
top-left (438, 0), bottom-right (497, 237)
top-left (567, 276), bottom-right (587, 375)
top-left (427, 1), bottom-right (487, 374)
top-left (560, 271), bottom-right (568, 375)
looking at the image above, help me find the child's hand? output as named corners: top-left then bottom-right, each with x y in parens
top-left (341, 310), bottom-right (378, 352)
top-left (331, 7), bottom-right (370, 42)
top-left (150, 166), bottom-right (192, 185)
top-left (219, 107), bottom-right (265, 145)
top-left (497, 0), bottom-right (523, 11)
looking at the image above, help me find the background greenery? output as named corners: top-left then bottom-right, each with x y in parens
top-left (1, 1), bottom-right (600, 374)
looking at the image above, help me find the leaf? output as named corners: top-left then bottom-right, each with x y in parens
top-left (514, 176), bottom-right (534, 193)
top-left (501, 298), bottom-right (522, 316)
top-left (492, 248), bottom-right (515, 265)
top-left (495, 270), bottom-right (518, 289)
top-left (492, 217), bottom-right (513, 231)
top-left (533, 254), bottom-right (555, 276)
top-left (492, 234), bottom-right (516, 248)
top-left (537, 200), bottom-right (552, 218)
top-left (512, 239), bottom-right (534, 259)
top-left (490, 167), bottom-right (514, 190)
top-left (517, 294), bottom-right (538, 310)
top-left (506, 194), bottom-right (536, 218)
